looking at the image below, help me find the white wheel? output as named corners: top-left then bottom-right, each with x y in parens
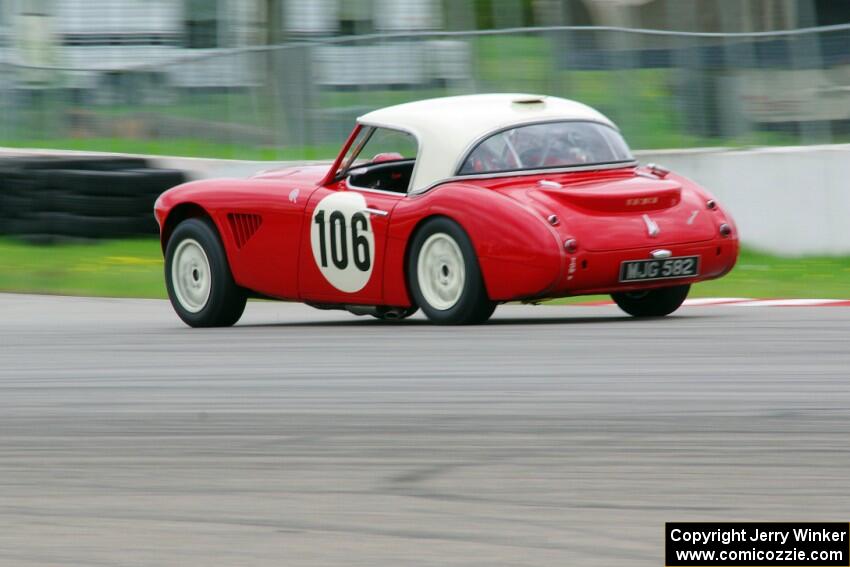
top-left (165, 219), bottom-right (246, 327)
top-left (408, 218), bottom-right (495, 325)
top-left (170, 238), bottom-right (211, 313)
top-left (416, 232), bottom-right (466, 311)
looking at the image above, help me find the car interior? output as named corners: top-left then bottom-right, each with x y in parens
top-left (347, 158), bottom-right (415, 194)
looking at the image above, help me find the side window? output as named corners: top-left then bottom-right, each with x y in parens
top-left (345, 127), bottom-right (418, 194)
top-left (357, 128), bottom-right (417, 162)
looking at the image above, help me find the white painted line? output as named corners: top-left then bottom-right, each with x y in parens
top-left (683, 297), bottom-right (749, 306)
top-left (730, 298), bottom-right (848, 307)
top-left (576, 298), bottom-right (850, 307)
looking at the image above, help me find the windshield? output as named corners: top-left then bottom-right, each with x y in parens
top-left (334, 126), bottom-right (418, 181)
top-left (458, 121), bottom-right (633, 175)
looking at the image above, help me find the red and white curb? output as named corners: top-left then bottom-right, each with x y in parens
top-left (578, 298), bottom-right (850, 307)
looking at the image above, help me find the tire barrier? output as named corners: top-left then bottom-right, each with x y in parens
top-left (0, 156), bottom-right (186, 243)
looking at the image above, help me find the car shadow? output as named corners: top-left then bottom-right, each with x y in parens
top-left (232, 313), bottom-right (713, 329)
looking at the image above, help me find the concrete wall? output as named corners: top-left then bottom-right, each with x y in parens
top-left (2, 144), bottom-right (848, 257)
top-left (151, 143), bottom-right (850, 256)
top-left (634, 145), bottom-right (850, 256)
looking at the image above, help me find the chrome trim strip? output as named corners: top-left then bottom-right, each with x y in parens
top-left (537, 179), bottom-right (563, 189)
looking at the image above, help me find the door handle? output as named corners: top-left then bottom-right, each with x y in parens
top-left (361, 208), bottom-right (389, 217)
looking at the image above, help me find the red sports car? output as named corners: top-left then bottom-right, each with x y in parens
top-left (155, 94), bottom-right (738, 327)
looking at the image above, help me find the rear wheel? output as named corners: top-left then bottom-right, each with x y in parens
top-left (165, 218), bottom-right (246, 327)
top-left (611, 284), bottom-right (690, 317)
top-left (408, 217), bottom-right (496, 325)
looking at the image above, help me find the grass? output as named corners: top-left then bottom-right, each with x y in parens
top-left (691, 249), bottom-right (850, 299)
top-left (0, 238), bottom-right (166, 299)
top-left (0, 238), bottom-right (847, 302)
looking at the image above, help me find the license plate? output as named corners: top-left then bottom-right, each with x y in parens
top-left (619, 256), bottom-right (700, 282)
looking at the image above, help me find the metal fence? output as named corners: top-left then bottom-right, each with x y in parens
top-left (0, 23), bottom-right (849, 160)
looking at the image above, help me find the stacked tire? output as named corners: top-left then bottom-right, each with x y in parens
top-left (0, 157), bottom-right (186, 243)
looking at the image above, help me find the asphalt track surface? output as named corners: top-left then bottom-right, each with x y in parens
top-left (2, 293), bottom-right (849, 566)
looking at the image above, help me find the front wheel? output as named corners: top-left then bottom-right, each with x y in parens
top-left (165, 218), bottom-right (247, 327)
top-left (408, 217), bottom-right (496, 325)
top-left (611, 284), bottom-right (690, 317)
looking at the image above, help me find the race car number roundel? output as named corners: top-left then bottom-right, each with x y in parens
top-left (310, 192), bottom-right (374, 293)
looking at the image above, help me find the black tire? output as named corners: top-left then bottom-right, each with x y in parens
top-left (34, 212), bottom-right (140, 238)
top-left (0, 156), bottom-right (149, 171)
top-left (45, 168), bottom-right (185, 198)
top-left (165, 218), bottom-right (246, 328)
top-left (129, 214), bottom-right (160, 236)
top-left (611, 284), bottom-right (690, 317)
top-left (407, 217), bottom-right (496, 325)
top-left (0, 192), bottom-right (38, 215)
top-left (0, 190), bottom-right (107, 217)
top-left (49, 191), bottom-right (154, 217)
top-left (7, 233), bottom-right (71, 245)
top-left (3, 216), bottom-right (40, 235)
top-left (122, 168), bottom-right (187, 190)
top-left (0, 170), bottom-right (51, 195)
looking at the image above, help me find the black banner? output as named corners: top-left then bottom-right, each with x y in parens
top-left (666, 523), bottom-right (850, 567)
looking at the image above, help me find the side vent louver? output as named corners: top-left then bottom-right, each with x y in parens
top-left (227, 213), bottom-right (263, 249)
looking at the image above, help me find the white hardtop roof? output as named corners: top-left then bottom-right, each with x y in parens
top-left (357, 93), bottom-right (618, 193)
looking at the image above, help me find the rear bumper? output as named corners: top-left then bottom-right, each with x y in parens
top-left (546, 237), bottom-right (739, 298)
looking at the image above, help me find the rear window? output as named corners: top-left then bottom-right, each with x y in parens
top-left (458, 121), bottom-right (633, 175)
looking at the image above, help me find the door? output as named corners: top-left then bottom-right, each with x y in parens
top-left (298, 183), bottom-right (403, 305)
top-left (298, 125), bottom-right (417, 305)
